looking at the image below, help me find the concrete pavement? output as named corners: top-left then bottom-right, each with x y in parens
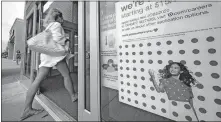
top-left (2, 58), bottom-right (21, 85)
top-left (1, 58), bottom-right (54, 121)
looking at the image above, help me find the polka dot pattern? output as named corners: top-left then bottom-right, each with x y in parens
top-left (191, 38), bottom-right (198, 43)
top-left (216, 112), bottom-right (221, 118)
top-left (151, 105), bottom-right (156, 110)
top-left (142, 94), bottom-right (146, 98)
top-left (211, 73), bottom-right (220, 79)
top-left (157, 51), bottom-right (162, 55)
top-left (148, 51), bottom-right (152, 55)
top-left (167, 50), bottom-right (173, 55)
top-left (194, 60), bottom-right (201, 65)
top-left (160, 98), bottom-right (166, 103)
top-left (210, 60), bottom-right (218, 66)
top-left (150, 87), bottom-right (155, 91)
top-left (132, 44), bottom-right (135, 48)
top-left (185, 116), bottom-right (192, 121)
top-left (143, 103), bottom-right (147, 107)
top-left (118, 34), bottom-right (221, 121)
top-left (158, 60), bottom-right (163, 64)
top-left (184, 104), bottom-right (191, 109)
top-left (196, 84), bottom-right (204, 89)
top-left (161, 108), bottom-right (166, 113)
top-left (192, 49), bottom-right (200, 54)
top-left (148, 60), bottom-right (153, 64)
top-left (141, 85), bottom-right (146, 89)
top-left (156, 42), bottom-right (161, 46)
top-left (167, 41), bottom-right (172, 45)
top-left (125, 45), bottom-right (128, 48)
top-left (151, 96), bottom-right (155, 100)
top-left (172, 101), bottom-right (177, 106)
top-left (214, 99), bottom-right (221, 105)
top-left (198, 96), bottom-right (205, 101)
top-left (180, 60), bottom-right (186, 65)
top-left (208, 48), bottom-right (216, 54)
top-left (206, 36), bottom-right (215, 42)
top-left (213, 86), bottom-right (221, 92)
top-left (173, 112), bottom-right (178, 117)
top-left (178, 39), bottom-right (184, 44)
top-left (195, 72), bottom-right (202, 77)
top-left (199, 108), bottom-right (207, 114)
top-left (179, 50), bottom-right (185, 54)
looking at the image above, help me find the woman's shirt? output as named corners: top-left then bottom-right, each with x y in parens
top-left (160, 77), bottom-right (193, 102)
top-left (39, 22), bottom-right (68, 68)
top-left (45, 22), bottom-right (67, 46)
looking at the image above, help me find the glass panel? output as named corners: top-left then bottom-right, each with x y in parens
top-left (39, 1), bottom-right (79, 120)
top-left (25, 14), bottom-right (33, 78)
top-left (99, 1), bottom-right (171, 121)
top-left (84, 1), bottom-right (90, 111)
top-left (99, 1), bottom-right (221, 122)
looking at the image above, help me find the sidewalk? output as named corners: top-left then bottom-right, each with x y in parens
top-left (2, 58), bottom-right (21, 85)
top-left (1, 58), bottom-right (54, 121)
top-left (2, 82), bottom-right (54, 121)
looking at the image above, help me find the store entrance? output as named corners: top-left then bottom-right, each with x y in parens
top-left (39, 20), bottom-right (78, 120)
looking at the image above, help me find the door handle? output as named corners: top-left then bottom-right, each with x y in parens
top-left (86, 51), bottom-right (90, 59)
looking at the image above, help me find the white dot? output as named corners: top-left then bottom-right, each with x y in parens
top-left (178, 97), bottom-right (180, 99)
top-left (169, 88), bottom-right (171, 89)
top-left (186, 99), bottom-right (188, 101)
top-left (178, 89), bottom-right (180, 91)
top-left (181, 94), bottom-right (183, 96)
top-left (174, 92), bottom-right (175, 94)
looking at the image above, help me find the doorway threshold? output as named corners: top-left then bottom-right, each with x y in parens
top-left (19, 80), bottom-right (76, 121)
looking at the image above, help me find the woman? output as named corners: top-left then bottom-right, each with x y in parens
top-left (20, 8), bottom-right (77, 120)
top-left (16, 50), bottom-right (21, 65)
top-left (148, 62), bottom-right (200, 121)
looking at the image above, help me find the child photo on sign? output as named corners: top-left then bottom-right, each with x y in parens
top-left (148, 62), bottom-right (201, 121)
top-left (102, 59), bottom-right (118, 72)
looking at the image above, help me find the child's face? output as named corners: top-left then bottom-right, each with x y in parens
top-left (108, 61), bottom-right (113, 65)
top-left (169, 64), bottom-right (181, 76)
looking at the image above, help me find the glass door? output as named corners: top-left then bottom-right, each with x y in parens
top-left (78, 1), bottom-right (100, 121)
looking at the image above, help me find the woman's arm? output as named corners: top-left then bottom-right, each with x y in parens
top-left (148, 69), bottom-right (165, 93)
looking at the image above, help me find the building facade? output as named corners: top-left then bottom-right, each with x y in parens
top-left (20, 1), bottom-right (221, 121)
top-left (7, 18), bottom-right (25, 60)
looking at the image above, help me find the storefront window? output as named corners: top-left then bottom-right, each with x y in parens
top-left (99, 1), bottom-right (221, 121)
top-left (84, 1), bottom-right (91, 111)
top-left (24, 14), bottom-right (33, 78)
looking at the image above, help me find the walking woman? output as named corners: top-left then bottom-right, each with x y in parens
top-left (20, 8), bottom-right (77, 120)
top-left (16, 50), bottom-right (21, 65)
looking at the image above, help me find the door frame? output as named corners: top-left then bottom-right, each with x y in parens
top-left (78, 1), bottom-right (101, 121)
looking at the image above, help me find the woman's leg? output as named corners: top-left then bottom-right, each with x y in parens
top-left (21, 67), bottom-right (50, 117)
top-left (189, 99), bottom-right (199, 121)
top-left (55, 59), bottom-right (77, 102)
top-left (16, 58), bottom-right (19, 65)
